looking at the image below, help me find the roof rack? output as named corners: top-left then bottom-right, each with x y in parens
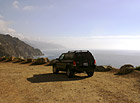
top-left (68, 50), bottom-right (89, 53)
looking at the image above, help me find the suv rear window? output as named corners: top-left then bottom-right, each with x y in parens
top-left (75, 52), bottom-right (94, 62)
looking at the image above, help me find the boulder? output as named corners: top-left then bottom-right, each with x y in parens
top-left (12, 58), bottom-right (19, 62)
top-left (34, 58), bottom-right (46, 64)
top-left (8, 56), bottom-right (15, 61)
top-left (13, 57), bottom-right (25, 63)
top-left (118, 64), bottom-right (134, 75)
top-left (46, 58), bottom-right (50, 62)
top-left (0, 56), bottom-right (6, 61)
top-left (26, 58), bottom-right (34, 63)
top-left (95, 65), bottom-right (112, 72)
top-left (33, 58), bottom-right (50, 65)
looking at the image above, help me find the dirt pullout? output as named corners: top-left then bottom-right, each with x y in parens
top-left (0, 62), bottom-right (140, 103)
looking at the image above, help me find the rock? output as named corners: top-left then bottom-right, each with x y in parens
top-left (33, 58), bottom-right (49, 65)
top-left (118, 64), bottom-right (134, 75)
top-left (12, 58), bottom-right (19, 62)
top-left (95, 65), bottom-right (112, 72)
top-left (8, 56), bottom-right (15, 61)
top-left (46, 58), bottom-right (50, 62)
top-left (13, 57), bottom-right (25, 63)
top-left (0, 56), bottom-right (6, 61)
top-left (27, 58), bottom-right (34, 63)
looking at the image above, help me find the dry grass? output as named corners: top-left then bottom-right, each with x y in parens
top-left (0, 62), bottom-right (140, 103)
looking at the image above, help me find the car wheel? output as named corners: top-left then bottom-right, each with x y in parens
top-left (87, 71), bottom-right (94, 77)
top-left (53, 65), bottom-right (59, 74)
top-left (66, 67), bottom-right (74, 78)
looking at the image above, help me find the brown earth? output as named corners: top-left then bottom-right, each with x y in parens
top-left (0, 62), bottom-right (140, 103)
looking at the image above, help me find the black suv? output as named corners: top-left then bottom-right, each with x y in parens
top-left (52, 50), bottom-right (96, 78)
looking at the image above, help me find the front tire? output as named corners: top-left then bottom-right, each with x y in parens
top-left (53, 65), bottom-right (59, 74)
top-left (66, 67), bottom-right (74, 78)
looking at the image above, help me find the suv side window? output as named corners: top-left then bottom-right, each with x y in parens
top-left (63, 53), bottom-right (69, 60)
top-left (63, 53), bottom-right (74, 60)
top-left (59, 54), bottom-right (65, 60)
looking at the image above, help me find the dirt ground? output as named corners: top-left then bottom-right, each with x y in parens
top-left (0, 62), bottom-right (140, 103)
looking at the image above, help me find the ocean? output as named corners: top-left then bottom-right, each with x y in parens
top-left (42, 49), bottom-right (140, 68)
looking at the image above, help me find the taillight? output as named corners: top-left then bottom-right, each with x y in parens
top-left (73, 61), bottom-right (76, 66)
top-left (94, 60), bottom-right (96, 65)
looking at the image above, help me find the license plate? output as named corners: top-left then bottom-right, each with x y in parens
top-left (83, 63), bottom-right (88, 66)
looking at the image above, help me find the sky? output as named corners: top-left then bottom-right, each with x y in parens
top-left (0, 0), bottom-right (140, 50)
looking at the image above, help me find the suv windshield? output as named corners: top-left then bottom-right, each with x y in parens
top-left (59, 54), bottom-right (65, 60)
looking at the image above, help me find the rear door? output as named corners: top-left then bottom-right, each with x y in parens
top-left (75, 52), bottom-right (94, 67)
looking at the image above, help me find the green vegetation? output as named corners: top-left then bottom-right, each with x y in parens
top-left (135, 66), bottom-right (140, 71)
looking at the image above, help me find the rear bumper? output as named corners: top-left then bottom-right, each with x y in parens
top-left (73, 65), bottom-right (96, 72)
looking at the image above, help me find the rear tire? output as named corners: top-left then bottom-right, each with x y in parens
top-left (53, 65), bottom-right (59, 74)
top-left (66, 67), bottom-right (74, 78)
top-left (87, 71), bottom-right (94, 77)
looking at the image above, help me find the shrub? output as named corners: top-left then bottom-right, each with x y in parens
top-left (135, 66), bottom-right (140, 71)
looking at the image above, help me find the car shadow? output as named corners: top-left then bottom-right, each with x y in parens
top-left (27, 73), bottom-right (88, 83)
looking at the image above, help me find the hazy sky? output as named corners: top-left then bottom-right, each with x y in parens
top-left (0, 0), bottom-right (140, 50)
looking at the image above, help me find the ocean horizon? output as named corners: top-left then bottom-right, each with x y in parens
top-left (42, 49), bottom-right (140, 68)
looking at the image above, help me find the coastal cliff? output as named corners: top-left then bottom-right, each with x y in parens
top-left (0, 34), bottom-right (43, 58)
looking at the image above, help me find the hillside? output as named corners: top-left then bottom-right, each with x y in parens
top-left (0, 34), bottom-right (43, 58)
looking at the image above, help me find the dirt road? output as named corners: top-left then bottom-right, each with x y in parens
top-left (0, 62), bottom-right (140, 103)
